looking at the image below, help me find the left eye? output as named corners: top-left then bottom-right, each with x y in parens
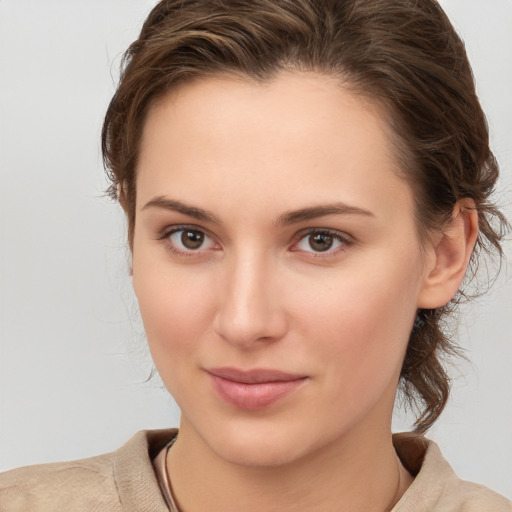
top-left (168, 228), bottom-right (217, 252)
top-left (294, 231), bottom-right (346, 253)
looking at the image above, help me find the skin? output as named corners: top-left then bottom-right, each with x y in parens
top-left (131, 71), bottom-right (478, 512)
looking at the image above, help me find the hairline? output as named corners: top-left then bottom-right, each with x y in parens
top-left (132, 66), bottom-right (434, 249)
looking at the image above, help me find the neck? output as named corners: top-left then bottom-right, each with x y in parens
top-left (167, 418), bottom-right (413, 512)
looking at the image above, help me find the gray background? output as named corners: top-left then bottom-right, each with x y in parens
top-left (1, 0), bottom-right (511, 498)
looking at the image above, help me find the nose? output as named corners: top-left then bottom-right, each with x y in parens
top-left (213, 252), bottom-right (288, 349)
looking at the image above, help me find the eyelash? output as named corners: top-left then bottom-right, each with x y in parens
top-left (291, 229), bottom-right (353, 258)
top-left (158, 225), bottom-right (219, 257)
top-left (157, 225), bottom-right (353, 258)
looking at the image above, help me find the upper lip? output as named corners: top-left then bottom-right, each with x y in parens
top-left (206, 367), bottom-right (306, 384)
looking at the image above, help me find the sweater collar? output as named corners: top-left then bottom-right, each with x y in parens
top-left (113, 428), bottom-right (178, 511)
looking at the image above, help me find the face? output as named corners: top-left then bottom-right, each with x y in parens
top-left (132, 71), bottom-right (431, 467)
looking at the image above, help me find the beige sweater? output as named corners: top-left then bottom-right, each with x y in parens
top-left (0, 429), bottom-right (510, 511)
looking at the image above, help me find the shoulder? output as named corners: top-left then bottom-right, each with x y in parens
top-left (393, 433), bottom-right (512, 512)
top-left (0, 452), bottom-right (120, 512)
top-left (0, 429), bottom-right (177, 512)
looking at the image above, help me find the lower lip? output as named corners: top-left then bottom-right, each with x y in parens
top-left (208, 374), bottom-right (307, 410)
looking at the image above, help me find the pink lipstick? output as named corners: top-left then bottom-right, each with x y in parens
top-left (206, 367), bottom-right (307, 410)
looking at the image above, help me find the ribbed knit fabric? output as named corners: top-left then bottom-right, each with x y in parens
top-left (0, 430), bottom-right (174, 512)
top-left (390, 434), bottom-right (511, 511)
top-left (153, 436), bottom-right (179, 510)
top-left (0, 429), bottom-right (510, 511)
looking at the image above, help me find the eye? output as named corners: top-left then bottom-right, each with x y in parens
top-left (165, 227), bottom-right (218, 254)
top-left (293, 230), bottom-right (350, 255)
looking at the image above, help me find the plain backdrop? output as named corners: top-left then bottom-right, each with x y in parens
top-left (1, 0), bottom-right (511, 499)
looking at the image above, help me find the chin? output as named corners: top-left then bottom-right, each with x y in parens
top-left (211, 433), bottom-right (309, 468)
top-left (193, 414), bottom-right (335, 469)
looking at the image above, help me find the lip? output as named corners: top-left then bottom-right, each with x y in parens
top-left (206, 367), bottom-right (308, 410)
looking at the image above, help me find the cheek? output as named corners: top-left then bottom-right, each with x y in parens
top-left (295, 252), bottom-right (422, 398)
top-left (132, 250), bottom-right (217, 375)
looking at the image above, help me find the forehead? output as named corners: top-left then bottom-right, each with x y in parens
top-left (137, 71), bottom-right (413, 223)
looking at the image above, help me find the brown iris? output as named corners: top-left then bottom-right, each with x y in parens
top-left (308, 232), bottom-right (334, 252)
top-left (181, 230), bottom-right (204, 249)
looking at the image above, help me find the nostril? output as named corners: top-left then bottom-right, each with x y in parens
top-left (212, 259), bottom-right (287, 346)
top-left (213, 297), bottom-right (287, 348)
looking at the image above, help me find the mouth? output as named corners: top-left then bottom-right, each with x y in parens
top-left (206, 367), bottom-right (308, 410)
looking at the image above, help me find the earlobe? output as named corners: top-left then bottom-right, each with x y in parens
top-left (418, 199), bottom-right (479, 309)
top-left (117, 181), bottom-right (129, 211)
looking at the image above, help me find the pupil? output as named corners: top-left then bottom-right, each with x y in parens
top-left (309, 233), bottom-right (333, 252)
top-left (181, 230), bottom-right (204, 249)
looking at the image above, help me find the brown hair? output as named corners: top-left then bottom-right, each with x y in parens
top-left (102, 0), bottom-right (508, 432)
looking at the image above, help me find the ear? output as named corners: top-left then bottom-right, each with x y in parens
top-left (418, 199), bottom-right (479, 309)
top-left (117, 180), bottom-right (129, 212)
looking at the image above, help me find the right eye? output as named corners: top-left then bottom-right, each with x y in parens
top-left (164, 227), bottom-right (219, 255)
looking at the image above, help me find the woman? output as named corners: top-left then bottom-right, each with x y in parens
top-left (1, 0), bottom-right (510, 510)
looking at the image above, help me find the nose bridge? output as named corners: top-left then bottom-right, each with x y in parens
top-left (213, 246), bottom-right (285, 347)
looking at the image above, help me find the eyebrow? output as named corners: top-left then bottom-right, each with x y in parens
top-left (275, 203), bottom-right (375, 226)
top-left (142, 196), bottom-right (374, 226)
top-left (142, 196), bottom-right (221, 224)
